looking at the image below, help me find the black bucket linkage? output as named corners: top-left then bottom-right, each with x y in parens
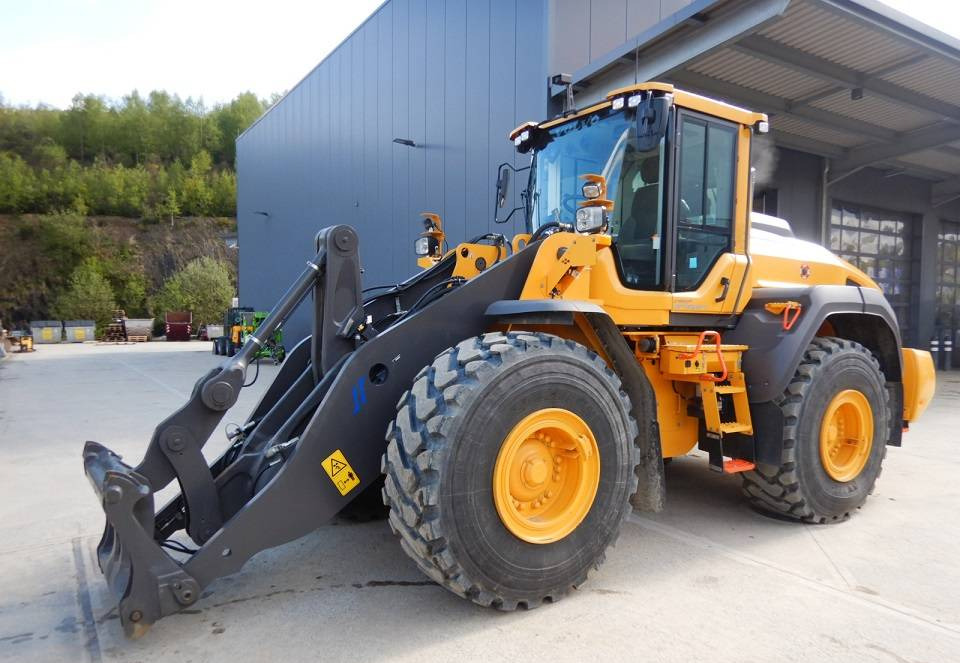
top-left (83, 224), bottom-right (536, 637)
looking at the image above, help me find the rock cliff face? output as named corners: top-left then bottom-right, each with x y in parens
top-left (0, 215), bottom-right (237, 325)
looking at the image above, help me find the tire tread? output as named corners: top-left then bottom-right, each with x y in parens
top-left (382, 332), bottom-right (639, 609)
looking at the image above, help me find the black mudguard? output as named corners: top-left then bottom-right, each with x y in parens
top-left (725, 285), bottom-right (902, 403)
top-left (724, 284), bottom-right (905, 466)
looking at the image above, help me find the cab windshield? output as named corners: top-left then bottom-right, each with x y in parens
top-left (528, 106), bottom-right (666, 288)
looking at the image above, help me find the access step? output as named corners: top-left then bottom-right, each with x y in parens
top-left (718, 422), bottom-right (752, 435)
top-left (723, 458), bottom-right (756, 473)
top-left (713, 385), bottom-right (746, 395)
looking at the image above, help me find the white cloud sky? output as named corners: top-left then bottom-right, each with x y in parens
top-left (0, 0), bottom-right (958, 109)
top-left (0, 0), bottom-right (383, 108)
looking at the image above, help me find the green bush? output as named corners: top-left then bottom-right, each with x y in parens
top-left (52, 258), bottom-right (117, 331)
top-left (151, 257), bottom-right (234, 326)
top-left (0, 152), bottom-right (37, 212)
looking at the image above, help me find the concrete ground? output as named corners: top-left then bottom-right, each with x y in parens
top-left (0, 342), bottom-right (958, 663)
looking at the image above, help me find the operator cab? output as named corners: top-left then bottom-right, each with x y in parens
top-left (509, 83), bottom-right (767, 296)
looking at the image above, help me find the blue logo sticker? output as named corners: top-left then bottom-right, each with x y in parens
top-left (352, 377), bottom-right (367, 415)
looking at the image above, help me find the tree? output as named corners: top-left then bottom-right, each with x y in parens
top-left (151, 257), bottom-right (233, 326)
top-left (210, 169), bottom-right (236, 216)
top-left (0, 152), bottom-right (36, 212)
top-left (0, 89), bottom-right (273, 217)
top-left (156, 187), bottom-right (181, 224)
top-left (181, 150), bottom-right (214, 215)
top-left (212, 92), bottom-right (267, 165)
top-left (52, 259), bottom-right (117, 330)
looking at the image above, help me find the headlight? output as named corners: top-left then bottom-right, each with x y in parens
top-left (575, 206), bottom-right (606, 233)
top-left (415, 236), bottom-right (432, 256)
top-left (582, 182), bottom-right (602, 199)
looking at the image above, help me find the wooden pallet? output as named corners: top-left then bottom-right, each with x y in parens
top-left (127, 335), bottom-right (149, 343)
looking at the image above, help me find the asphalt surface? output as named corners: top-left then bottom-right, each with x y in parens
top-left (1, 342), bottom-right (958, 662)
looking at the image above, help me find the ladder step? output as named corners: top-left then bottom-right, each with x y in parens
top-left (719, 422), bottom-right (753, 434)
top-left (723, 459), bottom-right (756, 473)
top-left (714, 385), bottom-right (746, 394)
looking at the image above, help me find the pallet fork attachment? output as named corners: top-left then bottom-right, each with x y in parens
top-left (83, 225), bottom-right (536, 637)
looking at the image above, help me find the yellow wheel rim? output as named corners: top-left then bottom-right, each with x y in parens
top-left (493, 408), bottom-right (600, 544)
top-left (819, 389), bottom-right (874, 482)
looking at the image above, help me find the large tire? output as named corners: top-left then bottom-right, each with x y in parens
top-left (741, 337), bottom-right (889, 523)
top-left (382, 332), bottom-right (639, 609)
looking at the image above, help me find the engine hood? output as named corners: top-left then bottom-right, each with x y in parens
top-left (747, 213), bottom-right (879, 291)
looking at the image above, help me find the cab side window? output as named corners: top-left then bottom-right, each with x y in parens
top-left (675, 116), bottom-right (736, 290)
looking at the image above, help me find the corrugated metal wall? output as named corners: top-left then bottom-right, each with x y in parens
top-left (548, 0), bottom-right (697, 77)
top-left (237, 0), bottom-right (548, 342)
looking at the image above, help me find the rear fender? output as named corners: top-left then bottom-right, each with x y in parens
top-left (726, 285), bottom-right (905, 449)
top-left (726, 285), bottom-right (902, 402)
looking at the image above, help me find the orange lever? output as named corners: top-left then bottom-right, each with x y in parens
top-left (782, 303), bottom-right (802, 330)
top-left (678, 330), bottom-right (728, 383)
top-left (764, 301), bottom-right (802, 331)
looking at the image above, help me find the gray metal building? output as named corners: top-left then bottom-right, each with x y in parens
top-left (237, 0), bottom-right (960, 364)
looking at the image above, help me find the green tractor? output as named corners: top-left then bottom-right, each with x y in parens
top-left (212, 308), bottom-right (284, 363)
top-left (240, 311), bottom-right (285, 364)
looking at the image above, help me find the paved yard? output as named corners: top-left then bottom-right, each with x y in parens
top-left (0, 342), bottom-right (958, 662)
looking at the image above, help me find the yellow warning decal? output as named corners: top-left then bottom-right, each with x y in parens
top-left (321, 449), bottom-right (360, 496)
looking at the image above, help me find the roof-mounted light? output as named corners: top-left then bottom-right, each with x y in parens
top-left (513, 129), bottom-right (531, 147)
top-left (611, 96), bottom-right (625, 111)
top-left (627, 94), bottom-right (643, 108)
top-left (754, 120), bottom-right (769, 135)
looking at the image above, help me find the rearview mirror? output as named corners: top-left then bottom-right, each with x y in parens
top-left (496, 165), bottom-right (511, 208)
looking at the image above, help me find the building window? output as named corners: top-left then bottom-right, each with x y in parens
top-left (829, 202), bottom-right (914, 340)
top-left (937, 220), bottom-right (960, 365)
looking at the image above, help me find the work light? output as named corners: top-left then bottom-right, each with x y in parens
top-left (575, 206), bottom-right (606, 233)
top-left (415, 236), bottom-right (435, 256)
top-left (582, 182), bottom-right (602, 199)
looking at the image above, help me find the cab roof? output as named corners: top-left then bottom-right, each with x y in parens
top-left (510, 82), bottom-right (767, 140)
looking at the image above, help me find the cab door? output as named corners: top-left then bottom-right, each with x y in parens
top-left (669, 111), bottom-right (746, 317)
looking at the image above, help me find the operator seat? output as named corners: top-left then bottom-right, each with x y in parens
top-left (619, 156), bottom-right (660, 243)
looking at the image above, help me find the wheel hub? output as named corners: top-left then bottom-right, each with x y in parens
top-left (493, 408), bottom-right (600, 544)
top-left (819, 389), bottom-right (874, 482)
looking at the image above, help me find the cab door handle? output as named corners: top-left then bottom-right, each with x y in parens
top-left (715, 277), bottom-right (731, 303)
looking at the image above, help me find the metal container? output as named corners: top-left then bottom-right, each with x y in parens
top-left (165, 312), bottom-right (193, 341)
top-left (64, 320), bottom-right (96, 342)
top-left (30, 320), bottom-right (62, 344)
top-left (124, 318), bottom-right (154, 341)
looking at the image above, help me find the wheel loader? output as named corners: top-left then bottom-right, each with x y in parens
top-left (83, 82), bottom-right (936, 637)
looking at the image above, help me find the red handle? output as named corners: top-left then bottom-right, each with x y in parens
top-left (678, 331), bottom-right (728, 382)
top-left (782, 303), bottom-right (802, 331)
